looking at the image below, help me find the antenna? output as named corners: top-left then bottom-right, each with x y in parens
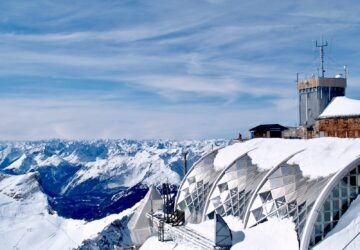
top-left (296, 72), bottom-right (300, 84)
top-left (316, 40), bottom-right (328, 77)
top-left (344, 65), bottom-right (348, 79)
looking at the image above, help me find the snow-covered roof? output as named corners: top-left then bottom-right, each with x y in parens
top-left (214, 138), bottom-right (360, 179)
top-left (319, 96), bottom-right (360, 119)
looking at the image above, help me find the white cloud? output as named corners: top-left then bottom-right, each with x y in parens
top-left (0, 0), bottom-right (359, 139)
top-left (0, 97), bottom-right (297, 140)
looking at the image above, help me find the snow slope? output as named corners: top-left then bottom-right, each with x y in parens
top-left (0, 139), bottom-right (227, 249)
top-left (214, 138), bottom-right (360, 179)
top-left (0, 173), bottom-right (138, 250)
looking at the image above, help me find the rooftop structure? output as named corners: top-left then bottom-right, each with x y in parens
top-left (298, 77), bottom-right (346, 128)
top-left (319, 97), bottom-right (360, 119)
top-left (128, 185), bottom-right (163, 246)
top-left (315, 97), bottom-right (360, 138)
top-left (174, 138), bottom-right (360, 249)
top-left (298, 41), bottom-right (347, 128)
top-left (249, 124), bottom-right (288, 138)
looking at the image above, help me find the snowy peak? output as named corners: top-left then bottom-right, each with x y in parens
top-left (0, 139), bottom-right (227, 220)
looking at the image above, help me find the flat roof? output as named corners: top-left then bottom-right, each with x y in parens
top-left (297, 77), bottom-right (346, 90)
top-left (249, 124), bottom-right (288, 132)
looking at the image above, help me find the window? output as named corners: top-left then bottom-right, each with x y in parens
top-left (310, 166), bottom-right (360, 247)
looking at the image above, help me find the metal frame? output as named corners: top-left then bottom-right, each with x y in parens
top-left (174, 146), bottom-right (226, 223)
top-left (243, 150), bottom-right (304, 227)
top-left (300, 156), bottom-right (360, 250)
top-left (201, 149), bottom-right (255, 221)
top-left (174, 146), bottom-right (224, 206)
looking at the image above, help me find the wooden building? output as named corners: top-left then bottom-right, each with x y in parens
top-left (249, 124), bottom-right (288, 138)
top-left (315, 97), bottom-right (360, 138)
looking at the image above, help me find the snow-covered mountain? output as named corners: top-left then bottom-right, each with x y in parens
top-left (0, 139), bottom-right (227, 249)
top-left (0, 172), bottom-right (139, 249)
top-left (0, 139), bottom-right (226, 220)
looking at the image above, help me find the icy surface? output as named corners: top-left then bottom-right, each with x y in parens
top-left (0, 173), bottom-right (138, 250)
top-left (314, 196), bottom-right (360, 250)
top-left (319, 97), bottom-right (360, 118)
top-left (214, 138), bottom-right (360, 179)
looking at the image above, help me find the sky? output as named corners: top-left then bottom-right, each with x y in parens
top-left (0, 0), bottom-right (360, 140)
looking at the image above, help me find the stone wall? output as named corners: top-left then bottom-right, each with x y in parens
top-left (315, 117), bottom-right (360, 138)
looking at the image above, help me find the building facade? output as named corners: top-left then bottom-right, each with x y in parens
top-left (315, 97), bottom-right (360, 138)
top-left (174, 139), bottom-right (360, 249)
top-left (249, 124), bottom-right (288, 138)
top-left (298, 77), bottom-right (346, 128)
top-left (316, 117), bottom-right (360, 138)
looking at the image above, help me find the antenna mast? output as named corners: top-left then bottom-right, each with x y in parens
top-left (344, 65), bottom-right (348, 79)
top-left (316, 40), bottom-right (328, 77)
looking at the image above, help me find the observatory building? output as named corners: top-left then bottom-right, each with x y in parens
top-left (298, 76), bottom-right (346, 128)
top-left (138, 42), bottom-right (360, 249)
top-left (174, 138), bottom-right (360, 249)
top-left (297, 41), bottom-right (349, 138)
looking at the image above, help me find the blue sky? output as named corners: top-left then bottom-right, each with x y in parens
top-left (0, 0), bottom-right (359, 140)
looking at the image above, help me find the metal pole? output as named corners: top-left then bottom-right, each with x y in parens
top-left (296, 72), bottom-right (299, 84)
top-left (183, 152), bottom-right (188, 177)
top-left (316, 40), bottom-right (328, 77)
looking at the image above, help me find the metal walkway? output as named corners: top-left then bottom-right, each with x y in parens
top-left (146, 213), bottom-right (214, 250)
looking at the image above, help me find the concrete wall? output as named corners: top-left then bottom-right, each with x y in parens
top-left (299, 86), bottom-right (345, 127)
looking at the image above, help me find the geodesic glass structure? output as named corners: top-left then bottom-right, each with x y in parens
top-left (307, 163), bottom-right (360, 248)
top-left (203, 154), bottom-right (268, 221)
top-left (175, 149), bottom-right (223, 223)
top-left (244, 162), bottom-right (331, 241)
top-left (174, 141), bottom-right (360, 249)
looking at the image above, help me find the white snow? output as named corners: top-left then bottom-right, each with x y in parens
top-left (319, 97), bottom-right (360, 118)
top-left (214, 138), bottom-right (360, 179)
top-left (0, 140), bottom-right (226, 191)
top-left (187, 219), bottom-right (215, 241)
top-left (0, 173), bottom-right (139, 250)
top-left (188, 216), bottom-right (298, 250)
top-left (142, 216), bottom-right (298, 250)
top-left (35, 154), bottom-right (63, 167)
top-left (3, 154), bottom-right (26, 170)
top-left (140, 236), bottom-right (193, 250)
top-left (314, 196), bottom-right (360, 250)
top-left (231, 217), bottom-right (298, 250)
top-left (41, 139), bottom-right (225, 193)
top-left (214, 139), bottom-right (262, 171)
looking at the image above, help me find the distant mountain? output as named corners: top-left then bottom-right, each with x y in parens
top-left (0, 139), bottom-right (227, 249)
top-left (0, 139), bottom-right (227, 220)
